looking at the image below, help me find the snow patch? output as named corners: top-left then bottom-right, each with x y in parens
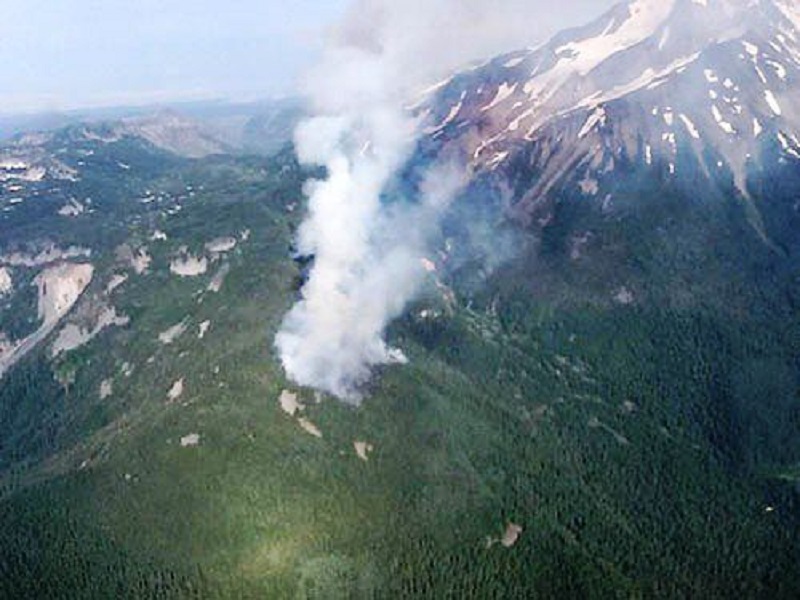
top-left (767, 60), bottom-right (787, 81)
top-left (578, 107), bottom-right (606, 138)
top-left (541, 0), bottom-right (676, 84)
top-left (764, 90), bottom-right (782, 115)
top-left (711, 105), bottom-right (736, 134)
top-left (743, 41), bottom-right (759, 57)
top-left (679, 114), bottom-right (700, 139)
top-left (483, 83), bottom-right (518, 111)
top-left (575, 53), bottom-right (700, 111)
top-left (427, 91), bottom-right (466, 132)
top-left (775, 0), bottom-right (800, 34)
top-left (777, 132), bottom-right (800, 158)
top-left (658, 26), bottom-right (671, 51)
top-left (486, 151), bottom-right (510, 170)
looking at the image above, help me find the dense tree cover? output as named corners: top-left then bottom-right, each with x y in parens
top-left (0, 140), bottom-right (798, 598)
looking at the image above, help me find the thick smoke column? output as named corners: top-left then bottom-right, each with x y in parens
top-left (275, 1), bottom-right (470, 401)
top-left (276, 0), bottom-right (582, 400)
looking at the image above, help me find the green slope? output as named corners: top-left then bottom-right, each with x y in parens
top-left (0, 138), bottom-right (799, 598)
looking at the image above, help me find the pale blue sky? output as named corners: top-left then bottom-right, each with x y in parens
top-left (0, 0), bottom-right (348, 113)
top-left (0, 0), bottom-right (617, 115)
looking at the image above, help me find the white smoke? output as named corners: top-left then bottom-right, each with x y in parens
top-left (275, 0), bottom-right (614, 401)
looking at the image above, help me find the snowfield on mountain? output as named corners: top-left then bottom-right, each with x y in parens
top-left (419, 0), bottom-right (800, 235)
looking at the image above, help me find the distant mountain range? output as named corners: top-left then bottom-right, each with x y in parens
top-left (0, 98), bottom-right (304, 158)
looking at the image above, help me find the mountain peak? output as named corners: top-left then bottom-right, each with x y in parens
top-left (417, 0), bottom-right (800, 235)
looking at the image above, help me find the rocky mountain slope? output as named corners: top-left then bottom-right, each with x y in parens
top-left (419, 0), bottom-right (800, 236)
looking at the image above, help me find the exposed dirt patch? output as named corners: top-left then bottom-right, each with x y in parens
top-left (354, 441), bottom-right (374, 461)
top-left (298, 418), bottom-right (322, 438)
top-left (170, 252), bottom-right (208, 277)
top-left (167, 378), bottom-right (185, 402)
top-left (180, 433), bottom-right (200, 447)
top-left (279, 389), bottom-right (303, 416)
top-left (159, 320), bottom-right (188, 345)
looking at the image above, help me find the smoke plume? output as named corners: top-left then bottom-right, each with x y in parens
top-left (275, 0), bottom-right (614, 400)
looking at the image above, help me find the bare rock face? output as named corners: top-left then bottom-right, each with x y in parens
top-left (52, 305), bottom-right (129, 357)
top-left (159, 321), bottom-right (188, 345)
top-left (1, 262), bottom-right (94, 378)
top-left (279, 390), bottom-right (303, 417)
top-left (1, 244), bottom-right (91, 268)
top-left (167, 379), bottom-right (185, 402)
top-left (170, 254), bottom-right (208, 278)
top-left (35, 263), bottom-right (94, 324)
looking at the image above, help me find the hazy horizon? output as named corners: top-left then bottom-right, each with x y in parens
top-left (0, 0), bottom-right (618, 116)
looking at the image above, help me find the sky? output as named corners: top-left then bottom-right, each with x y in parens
top-left (0, 0), bottom-right (618, 115)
